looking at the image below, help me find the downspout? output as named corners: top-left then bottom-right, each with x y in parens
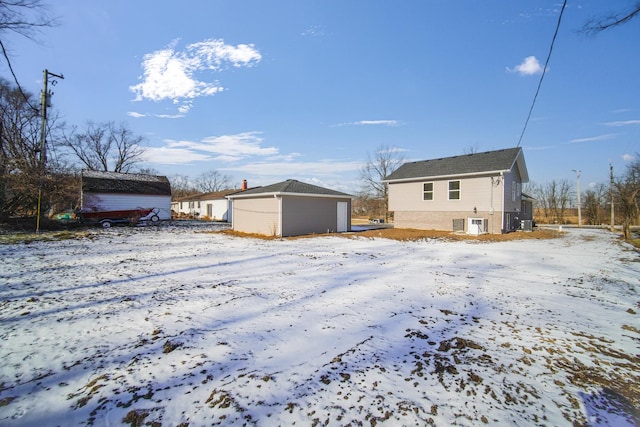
top-left (500, 171), bottom-right (505, 233)
top-left (490, 177), bottom-right (494, 234)
top-left (275, 194), bottom-right (282, 237)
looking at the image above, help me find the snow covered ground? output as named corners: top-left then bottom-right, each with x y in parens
top-left (0, 225), bottom-right (638, 426)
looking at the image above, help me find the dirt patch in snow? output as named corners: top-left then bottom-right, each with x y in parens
top-left (346, 227), bottom-right (562, 242)
top-left (221, 227), bottom-right (563, 242)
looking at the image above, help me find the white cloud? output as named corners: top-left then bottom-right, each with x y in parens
top-left (602, 119), bottom-right (640, 127)
top-left (301, 25), bottom-right (327, 37)
top-left (221, 160), bottom-right (362, 177)
top-left (155, 113), bottom-right (185, 119)
top-left (356, 120), bottom-right (399, 126)
top-left (507, 56), bottom-right (544, 75)
top-left (267, 153), bottom-right (302, 162)
top-left (142, 146), bottom-right (212, 165)
top-left (130, 38), bottom-right (261, 114)
top-left (127, 111), bottom-right (184, 119)
top-left (166, 132), bottom-right (278, 159)
top-left (622, 153), bottom-right (636, 162)
top-left (334, 120), bottom-right (400, 127)
top-left (569, 134), bottom-right (617, 143)
top-left (379, 146), bottom-right (407, 154)
top-left (142, 132), bottom-right (361, 180)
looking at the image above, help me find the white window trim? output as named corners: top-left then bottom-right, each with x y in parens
top-left (448, 180), bottom-right (461, 200)
top-left (422, 182), bottom-right (434, 201)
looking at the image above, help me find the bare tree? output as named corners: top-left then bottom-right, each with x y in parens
top-left (528, 182), bottom-right (550, 222)
top-left (0, 1), bottom-right (58, 101)
top-left (583, 183), bottom-right (609, 226)
top-left (360, 144), bottom-right (404, 221)
top-left (529, 179), bottom-right (572, 224)
top-left (193, 169), bottom-right (231, 193)
top-left (551, 179), bottom-right (572, 224)
top-left (463, 144), bottom-right (480, 155)
top-left (62, 121), bottom-right (145, 173)
top-left (0, 77), bottom-right (39, 220)
top-left (0, 77), bottom-right (73, 223)
top-left (168, 174), bottom-right (197, 199)
top-left (583, 3), bottom-right (640, 34)
top-left (615, 156), bottom-right (640, 240)
top-left (137, 167), bottom-right (161, 175)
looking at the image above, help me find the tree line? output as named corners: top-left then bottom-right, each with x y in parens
top-left (525, 160), bottom-right (640, 240)
top-left (0, 77), bottom-right (236, 225)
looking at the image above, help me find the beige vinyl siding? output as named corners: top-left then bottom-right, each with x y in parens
top-left (389, 176), bottom-right (497, 212)
top-left (232, 197), bottom-right (280, 236)
top-left (388, 175), bottom-right (506, 233)
top-left (281, 196), bottom-right (350, 236)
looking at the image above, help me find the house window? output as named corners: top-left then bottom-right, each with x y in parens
top-left (423, 182), bottom-right (433, 200)
top-left (448, 180), bottom-right (460, 200)
top-left (512, 181), bottom-right (516, 202)
top-left (197, 201), bottom-right (201, 208)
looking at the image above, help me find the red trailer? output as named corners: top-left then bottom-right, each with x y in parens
top-left (78, 208), bottom-right (159, 228)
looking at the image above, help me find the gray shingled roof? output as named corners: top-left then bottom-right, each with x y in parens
top-left (227, 179), bottom-right (351, 198)
top-left (172, 189), bottom-right (239, 202)
top-left (384, 147), bottom-right (526, 182)
top-left (82, 170), bottom-right (171, 196)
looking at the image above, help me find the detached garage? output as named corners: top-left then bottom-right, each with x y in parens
top-left (227, 179), bottom-right (352, 237)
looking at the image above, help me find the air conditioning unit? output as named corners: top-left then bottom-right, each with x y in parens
top-left (521, 220), bottom-right (533, 232)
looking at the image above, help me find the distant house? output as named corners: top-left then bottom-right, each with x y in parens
top-left (171, 189), bottom-right (239, 221)
top-left (226, 179), bottom-right (352, 237)
top-left (384, 147), bottom-right (529, 234)
top-left (81, 170), bottom-right (172, 220)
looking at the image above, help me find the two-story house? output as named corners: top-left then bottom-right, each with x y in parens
top-left (384, 147), bottom-right (530, 234)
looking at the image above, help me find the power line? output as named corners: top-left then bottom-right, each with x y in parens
top-left (0, 39), bottom-right (39, 113)
top-left (517, 0), bottom-right (568, 147)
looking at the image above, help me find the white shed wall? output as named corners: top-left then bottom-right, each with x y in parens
top-left (82, 193), bottom-right (172, 220)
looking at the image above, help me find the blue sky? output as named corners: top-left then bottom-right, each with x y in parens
top-left (5, 0), bottom-right (640, 193)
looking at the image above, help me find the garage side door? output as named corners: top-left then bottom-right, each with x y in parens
top-left (337, 201), bottom-right (348, 232)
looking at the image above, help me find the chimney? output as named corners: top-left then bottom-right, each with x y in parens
top-left (241, 179), bottom-right (247, 190)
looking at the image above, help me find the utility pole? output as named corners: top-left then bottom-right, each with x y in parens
top-left (36, 69), bottom-right (64, 233)
top-left (572, 169), bottom-right (581, 227)
top-left (609, 164), bottom-right (615, 232)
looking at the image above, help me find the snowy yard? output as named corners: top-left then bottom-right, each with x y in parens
top-left (0, 225), bottom-right (638, 426)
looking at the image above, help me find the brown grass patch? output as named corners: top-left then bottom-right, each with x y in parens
top-left (217, 227), bottom-right (561, 242)
top-left (347, 227), bottom-right (561, 242)
top-left (218, 229), bottom-right (282, 240)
